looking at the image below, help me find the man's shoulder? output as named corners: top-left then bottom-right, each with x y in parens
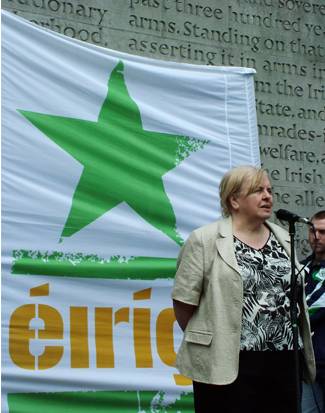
top-left (301, 254), bottom-right (314, 266)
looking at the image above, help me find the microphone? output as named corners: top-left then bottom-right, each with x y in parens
top-left (275, 209), bottom-right (313, 226)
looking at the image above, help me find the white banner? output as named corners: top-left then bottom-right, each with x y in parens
top-left (2, 10), bottom-right (260, 412)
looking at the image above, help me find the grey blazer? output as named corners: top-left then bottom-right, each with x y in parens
top-left (172, 217), bottom-right (316, 385)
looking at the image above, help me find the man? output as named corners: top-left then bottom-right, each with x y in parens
top-left (302, 210), bottom-right (325, 413)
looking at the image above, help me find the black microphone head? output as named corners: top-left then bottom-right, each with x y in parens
top-left (275, 209), bottom-right (299, 222)
top-left (275, 209), bottom-right (312, 226)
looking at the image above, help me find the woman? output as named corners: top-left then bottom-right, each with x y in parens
top-left (172, 165), bottom-right (315, 413)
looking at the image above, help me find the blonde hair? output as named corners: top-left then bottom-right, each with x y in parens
top-left (219, 166), bottom-right (268, 217)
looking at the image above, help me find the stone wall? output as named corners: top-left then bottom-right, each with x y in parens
top-left (3, 0), bottom-right (325, 257)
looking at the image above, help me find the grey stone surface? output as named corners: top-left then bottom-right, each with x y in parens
top-left (3, 0), bottom-right (325, 257)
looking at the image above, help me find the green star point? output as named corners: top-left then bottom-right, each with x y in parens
top-left (19, 61), bottom-right (208, 245)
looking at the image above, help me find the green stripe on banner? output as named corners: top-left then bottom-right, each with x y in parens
top-left (11, 250), bottom-right (177, 280)
top-left (7, 390), bottom-right (194, 412)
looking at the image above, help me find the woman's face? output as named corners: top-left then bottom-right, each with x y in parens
top-left (231, 174), bottom-right (273, 221)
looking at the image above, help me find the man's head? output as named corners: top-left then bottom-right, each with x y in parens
top-left (309, 210), bottom-right (325, 262)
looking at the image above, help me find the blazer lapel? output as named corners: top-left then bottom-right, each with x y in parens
top-left (267, 221), bottom-right (291, 255)
top-left (215, 217), bottom-right (241, 276)
top-left (267, 221), bottom-right (302, 270)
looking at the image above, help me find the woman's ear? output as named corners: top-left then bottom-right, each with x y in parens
top-left (229, 195), bottom-right (239, 212)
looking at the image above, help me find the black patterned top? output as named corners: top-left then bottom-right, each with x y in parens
top-left (234, 232), bottom-right (301, 351)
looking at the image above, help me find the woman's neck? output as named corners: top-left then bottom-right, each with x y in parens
top-left (232, 214), bottom-right (265, 233)
top-left (232, 216), bottom-right (270, 249)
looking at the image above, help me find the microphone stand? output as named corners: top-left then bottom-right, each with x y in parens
top-left (287, 219), bottom-right (301, 413)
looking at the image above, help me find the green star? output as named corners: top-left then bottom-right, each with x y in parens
top-left (19, 61), bottom-right (208, 245)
